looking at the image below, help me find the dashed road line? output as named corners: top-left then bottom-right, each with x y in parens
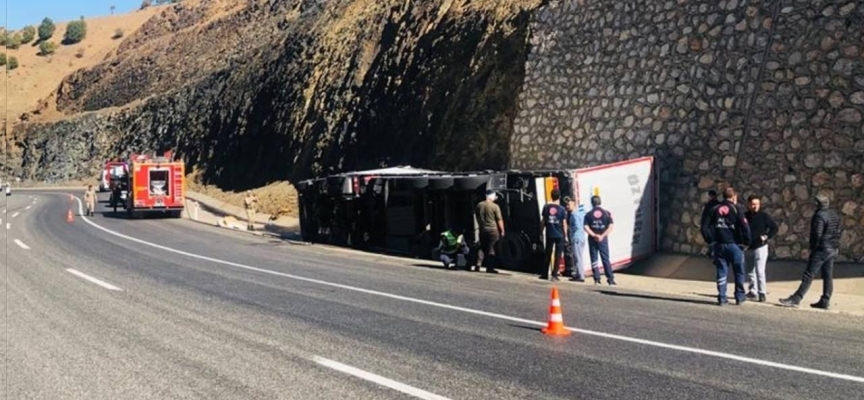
top-left (14, 239), bottom-right (30, 250)
top-left (313, 356), bottom-right (450, 400)
top-left (12, 212), bottom-right (19, 218)
top-left (65, 269), bottom-right (123, 291)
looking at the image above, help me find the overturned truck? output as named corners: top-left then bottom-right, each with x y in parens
top-left (296, 157), bottom-right (658, 274)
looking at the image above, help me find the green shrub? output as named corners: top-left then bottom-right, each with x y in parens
top-left (6, 33), bottom-right (22, 49)
top-left (64, 18), bottom-right (87, 44)
top-left (7, 56), bottom-right (18, 70)
top-left (0, 53), bottom-right (6, 66)
top-left (39, 41), bottom-right (58, 56)
top-left (21, 26), bottom-right (36, 43)
top-left (38, 18), bottom-right (56, 41)
top-left (140, 0), bottom-right (152, 10)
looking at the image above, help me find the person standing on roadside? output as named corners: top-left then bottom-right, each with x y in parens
top-left (564, 196), bottom-right (587, 282)
top-left (244, 191), bottom-right (259, 231)
top-left (474, 189), bottom-right (504, 274)
top-left (700, 189), bottom-right (720, 256)
top-left (744, 195), bottom-right (778, 303)
top-left (584, 195), bottom-right (616, 285)
top-left (701, 187), bottom-right (751, 306)
top-left (780, 194), bottom-right (841, 310)
top-left (84, 185), bottom-right (97, 217)
top-left (540, 189), bottom-right (568, 281)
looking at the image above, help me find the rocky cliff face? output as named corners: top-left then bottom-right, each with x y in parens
top-left (511, 0), bottom-right (864, 261)
top-left (12, 0), bottom-right (541, 189)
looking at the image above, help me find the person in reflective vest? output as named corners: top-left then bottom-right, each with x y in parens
top-left (435, 229), bottom-right (469, 270)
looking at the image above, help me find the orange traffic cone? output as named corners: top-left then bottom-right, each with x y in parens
top-left (541, 287), bottom-right (571, 336)
top-left (66, 209), bottom-right (74, 223)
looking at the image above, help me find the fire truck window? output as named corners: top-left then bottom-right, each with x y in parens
top-left (149, 170), bottom-right (171, 197)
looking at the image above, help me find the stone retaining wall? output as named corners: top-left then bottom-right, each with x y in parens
top-left (512, 0), bottom-right (864, 261)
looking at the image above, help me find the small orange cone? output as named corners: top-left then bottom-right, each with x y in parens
top-left (541, 287), bottom-right (571, 336)
top-left (66, 209), bottom-right (74, 223)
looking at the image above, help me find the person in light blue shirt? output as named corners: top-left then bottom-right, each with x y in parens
top-left (564, 196), bottom-right (587, 282)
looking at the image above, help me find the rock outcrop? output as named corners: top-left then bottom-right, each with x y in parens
top-left (12, 0), bottom-right (540, 190)
top-left (512, 0), bottom-right (864, 261)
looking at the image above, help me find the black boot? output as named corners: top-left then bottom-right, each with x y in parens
top-left (758, 294), bottom-right (766, 303)
top-left (810, 300), bottom-right (830, 310)
top-left (779, 296), bottom-right (800, 307)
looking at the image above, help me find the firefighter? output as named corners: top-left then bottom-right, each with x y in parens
top-left (700, 187), bottom-right (752, 306)
top-left (584, 195), bottom-right (616, 285)
top-left (84, 185), bottom-right (97, 217)
top-left (244, 191), bottom-right (259, 231)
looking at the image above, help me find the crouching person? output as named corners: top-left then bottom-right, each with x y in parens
top-left (435, 229), bottom-right (469, 270)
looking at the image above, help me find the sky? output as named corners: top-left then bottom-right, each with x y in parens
top-left (2, 0), bottom-right (143, 30)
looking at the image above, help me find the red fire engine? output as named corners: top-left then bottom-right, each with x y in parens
top-left (122, 151), bottom-right (186, 218)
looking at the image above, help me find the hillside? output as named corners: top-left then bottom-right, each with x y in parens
top-left (1, 8), bottom-right (161, 128)
top-left (8, 0), bottom-right (541, 188)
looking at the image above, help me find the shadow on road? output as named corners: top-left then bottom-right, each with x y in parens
top-left (598, 290), bottom-right (717, 306)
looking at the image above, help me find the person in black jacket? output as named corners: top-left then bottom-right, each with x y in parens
top-left (744, 195), bottom-right (778, 302)
top-left (701, 187), bottom-right (752, 306)
top-left (700, 190), bottom-right (720, 256)
top-left (780, 194), bottom-right (842, 309)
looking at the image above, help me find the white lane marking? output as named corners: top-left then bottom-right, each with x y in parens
top-left (72, 197), bottom-right (864, 385)
top-left (14, 239), bottom-right (30, 250)
top-left (25, 205), bottom-right (32, 210)
top-left (12, 212), bottom-right (19, 218)
top-left (5, 223), bottom-right (10, 230)
top-left (66, 269), bottom-right (123, 291)
top-left (313, 356), bottom-right (450, 400)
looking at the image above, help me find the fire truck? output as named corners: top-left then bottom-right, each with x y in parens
top-left (116, 152), bottom-right (186, 218)
top-left (99, 160), bottom-right (129, 192)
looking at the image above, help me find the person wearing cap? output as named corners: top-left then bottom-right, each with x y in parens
top-left (700, 187), bottom-right (751, 305)
top-left (474, 189), bottom-right (504, 273)
top-left (244, 191), bottom-right (259, 231)
top-left (540, 189), bottom-right (568, 281)
top-left (584, 195), bottom-right (616, 285)
top-left (780, 194), bottom-right (842, 309)
top-left (564, 196), bottom-right (587, 282)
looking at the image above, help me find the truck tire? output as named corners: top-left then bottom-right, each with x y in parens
top-left (496, 231), bottom-right (532, 272)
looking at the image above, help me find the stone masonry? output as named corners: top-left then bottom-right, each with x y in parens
top-left (512, 0), bottom-right (864, 261)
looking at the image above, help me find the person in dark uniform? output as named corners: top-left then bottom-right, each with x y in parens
top-left (780, 194), bottom-right (842, 309)
top-left (540, 189), bottom-right (568, 281)
top-left (700, 189), bottom-right (720, 256)
top-left (584, 195), bottom-right (616, 285)
top-left (701, 187), bottom-right (752, 306)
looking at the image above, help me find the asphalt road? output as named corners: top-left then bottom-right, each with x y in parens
top-left (2, 191), bottom-right (863, 399)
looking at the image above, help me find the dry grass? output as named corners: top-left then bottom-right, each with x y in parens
top-left (186, 171), bottom-right (299, 218)
top-left (0, 8), bottom-right (160, 128)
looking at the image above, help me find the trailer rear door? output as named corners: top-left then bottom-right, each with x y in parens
top-left (572, 157), bottom-right (658, 270)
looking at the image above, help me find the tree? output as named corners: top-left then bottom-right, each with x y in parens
top-left (64, 17), bottom-right (87, 44)
top-left (6, 33), bottom-right (22, 49)
top-left (0, 29), bottom-right (6, 47)
top-left (38, 18), bottom-right (56, 42)
top-left (39, 41), bottom-right (57, 56)
top-left (20, 26), bottom-right (36, 43)
top-left (0, 53), bottom-right (6, 66)
top-left (7, 56), bottom-right (18, 70)
top-left (140, 0), bottom-right (152, 10)
top-left (110, 5), bottom-right (116, 15)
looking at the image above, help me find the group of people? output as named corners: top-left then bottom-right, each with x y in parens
top-left (434, 189), bottom-right (617, 285)
top-left (700, 187), bottom-right (842, 309)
